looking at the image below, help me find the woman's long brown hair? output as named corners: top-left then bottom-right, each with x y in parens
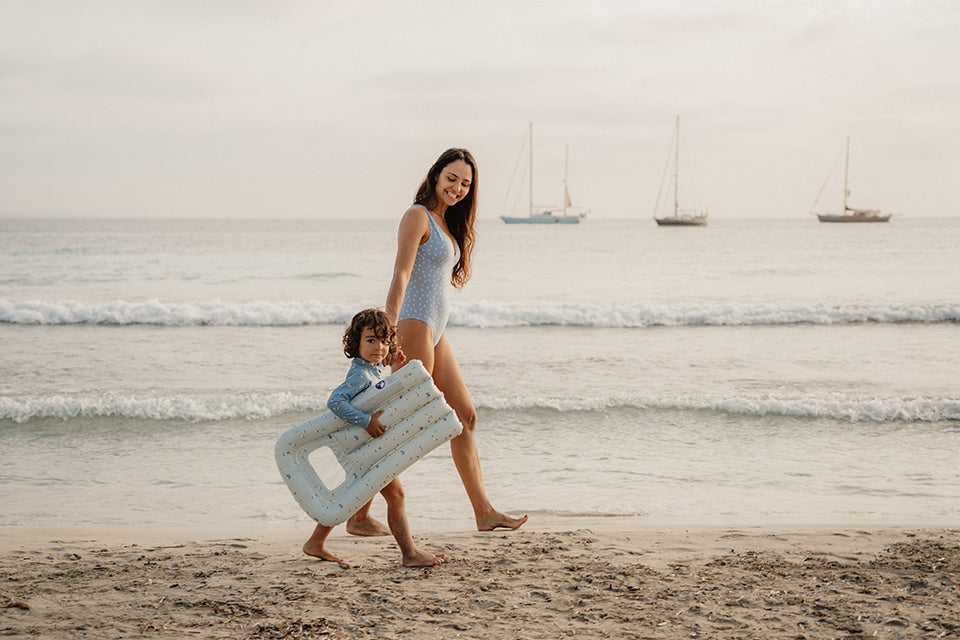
top-left (413, 148), bottom-right (477, 289)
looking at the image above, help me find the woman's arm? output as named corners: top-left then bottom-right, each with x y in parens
top-left (384, 206), bottom-right (429, 323)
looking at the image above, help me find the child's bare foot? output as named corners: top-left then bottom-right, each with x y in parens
top-left (302, 541), bottom-right (342, 563)
top-left (402, 550), bottom-right (445, 568)
top-left (477, 511), bottom-right (528, 531)
top-left (346, 514), bottom-right (390, 537)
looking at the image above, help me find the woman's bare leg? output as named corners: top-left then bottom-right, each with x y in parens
top-left (395, 318), bottom-right (435, 373)
top-left (430, 334), bottom-right (528, 531)
top-left (396, 320), bottom-right (525, 530)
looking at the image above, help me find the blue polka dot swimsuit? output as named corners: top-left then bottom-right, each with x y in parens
top-left (398, 205), bottom-right (460, 345)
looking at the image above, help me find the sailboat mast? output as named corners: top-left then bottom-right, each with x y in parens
top-left (674, 116), bottom-right (680, 217)
top-left (528, 122), bottom-right (534, 218)
top-left (563, 145), bottom-right (569, 217)
top-left (843, 136), bottom-right (850, 212)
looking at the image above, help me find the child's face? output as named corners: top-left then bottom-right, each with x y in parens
top-left (357, 327), bottom-right (390, 365)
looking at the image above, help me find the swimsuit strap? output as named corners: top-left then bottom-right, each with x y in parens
top-left (418, 204), bottom-right (459, 259)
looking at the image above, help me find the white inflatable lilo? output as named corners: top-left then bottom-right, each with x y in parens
top-left (275, 359), bottom-right (463, 526)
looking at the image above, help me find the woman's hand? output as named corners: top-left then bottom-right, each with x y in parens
top-left (366, 410), bottom-right (386, 438)
top-left (384, 344), bottom-right (407, 368)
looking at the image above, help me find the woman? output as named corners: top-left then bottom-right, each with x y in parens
top-left (347, 148), bottom-right (528, 533)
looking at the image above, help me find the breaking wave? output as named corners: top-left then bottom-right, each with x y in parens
top-left (3, 391), bottom-right (957, 424)
top-left (2, 298), bottom-right (957, 327)
top-left (475, 394), bottom-right (960, 423)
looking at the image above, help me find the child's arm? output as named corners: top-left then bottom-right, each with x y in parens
top-left (365, 410), bottom-right (386, 437)
top-left (327, 370), bottom-right (373, 429)
top-left (327, 370), bottom-right (387, 437)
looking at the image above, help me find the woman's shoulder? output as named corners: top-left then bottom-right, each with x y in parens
top-left (398, 204), bottom-right (431, 239)
top-left (401, 203), bottom-right (430, 221)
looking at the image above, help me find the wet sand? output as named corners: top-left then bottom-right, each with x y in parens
top-left (2, 524), bottom-right (958, 639)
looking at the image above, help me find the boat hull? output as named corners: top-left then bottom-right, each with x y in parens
top-left (501, 216), bottom-right (581, 224)
top-left (655, 216), bottom-right (707, 227)
top-left (817, 214), bottom-right (891, 223)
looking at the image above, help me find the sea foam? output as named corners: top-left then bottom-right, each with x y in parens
top-left (3, 391), bottom-right (958, 424)
top-left (474, 394), bottom-right (960, 423)
top-left (2, 298), bottom-right (957, 327)
top-left (0, 392), bottom-right (325, 424)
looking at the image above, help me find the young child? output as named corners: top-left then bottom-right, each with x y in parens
top-left (302, 308), bottom-right (444, 567)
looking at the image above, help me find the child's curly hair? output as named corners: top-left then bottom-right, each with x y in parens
top-left (342, 308), bottom-right (398, 359)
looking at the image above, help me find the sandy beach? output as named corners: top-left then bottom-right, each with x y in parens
top-left (2, 523), bottom-right (958, 639)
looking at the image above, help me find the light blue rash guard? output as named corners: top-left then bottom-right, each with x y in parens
top-left (398, 205), bottom-right (460, 346)
top-left (326, 358), bottom-right (387, 428)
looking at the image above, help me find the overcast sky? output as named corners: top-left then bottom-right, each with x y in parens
top-left (2, 0), bottom-right (957, 220)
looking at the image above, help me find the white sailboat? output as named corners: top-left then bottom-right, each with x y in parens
top-left (654, 116), bottom-right (708, 227)
top-left (501, 123), bottom-right (589, 224)
top-left (813, 137), bottom-right (892, 223)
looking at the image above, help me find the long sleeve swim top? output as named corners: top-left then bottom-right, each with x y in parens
top-left (326, 358), bottom-right (387, 428)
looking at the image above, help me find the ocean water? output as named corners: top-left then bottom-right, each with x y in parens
top-left (1, 216), bottom-right (958, 531)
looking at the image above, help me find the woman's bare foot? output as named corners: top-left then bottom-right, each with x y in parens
top-left (402, 550), bottom-right (445, 568)
top-left (345, 514), bottom-right (390, 537)
top-left (302, 541), bottom-right (342, 563)
top-left (477, 511), bottom-right (528, 531)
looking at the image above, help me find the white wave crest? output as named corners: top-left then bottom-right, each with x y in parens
top-left (699, 396), bottom-right (960, 423)
top-left (474, 393), bottom-right (960, 423)
top-left (0, 392), bottom-right (326, 424)
top-left (451, 300), bottom-right (960, 328)
top-left (2, 391), bottom-right (958, 424)
top-left (3, 298), bottom-right (955, 327)
top-left (0, 299), bottom-right (360, 326)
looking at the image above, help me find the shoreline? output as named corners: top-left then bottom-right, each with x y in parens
top-left (3, 523), bottom-right (958, 639)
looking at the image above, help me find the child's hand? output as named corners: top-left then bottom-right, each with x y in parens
top-left (366, 410), bottom-right (386, 438)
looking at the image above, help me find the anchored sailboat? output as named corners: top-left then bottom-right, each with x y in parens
top-left (813, 137), bottom-right (892, 223)
top-left (654, 116), bottom-right (707, 227)
top-left (501, 123), bottom-right (589, 224)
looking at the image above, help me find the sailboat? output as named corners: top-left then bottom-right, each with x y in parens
top-left (654, 116), bottom-right (708, 227)
top-left (501, 123), bottom-right (589, 224)
top-left (813, 137), bottom-right (891, 223)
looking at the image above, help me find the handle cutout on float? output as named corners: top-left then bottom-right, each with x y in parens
top-left (308, 446), bottom-right (347, 490)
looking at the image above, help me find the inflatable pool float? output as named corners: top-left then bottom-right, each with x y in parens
top-left (275, 359), bottom-right (462, 526)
